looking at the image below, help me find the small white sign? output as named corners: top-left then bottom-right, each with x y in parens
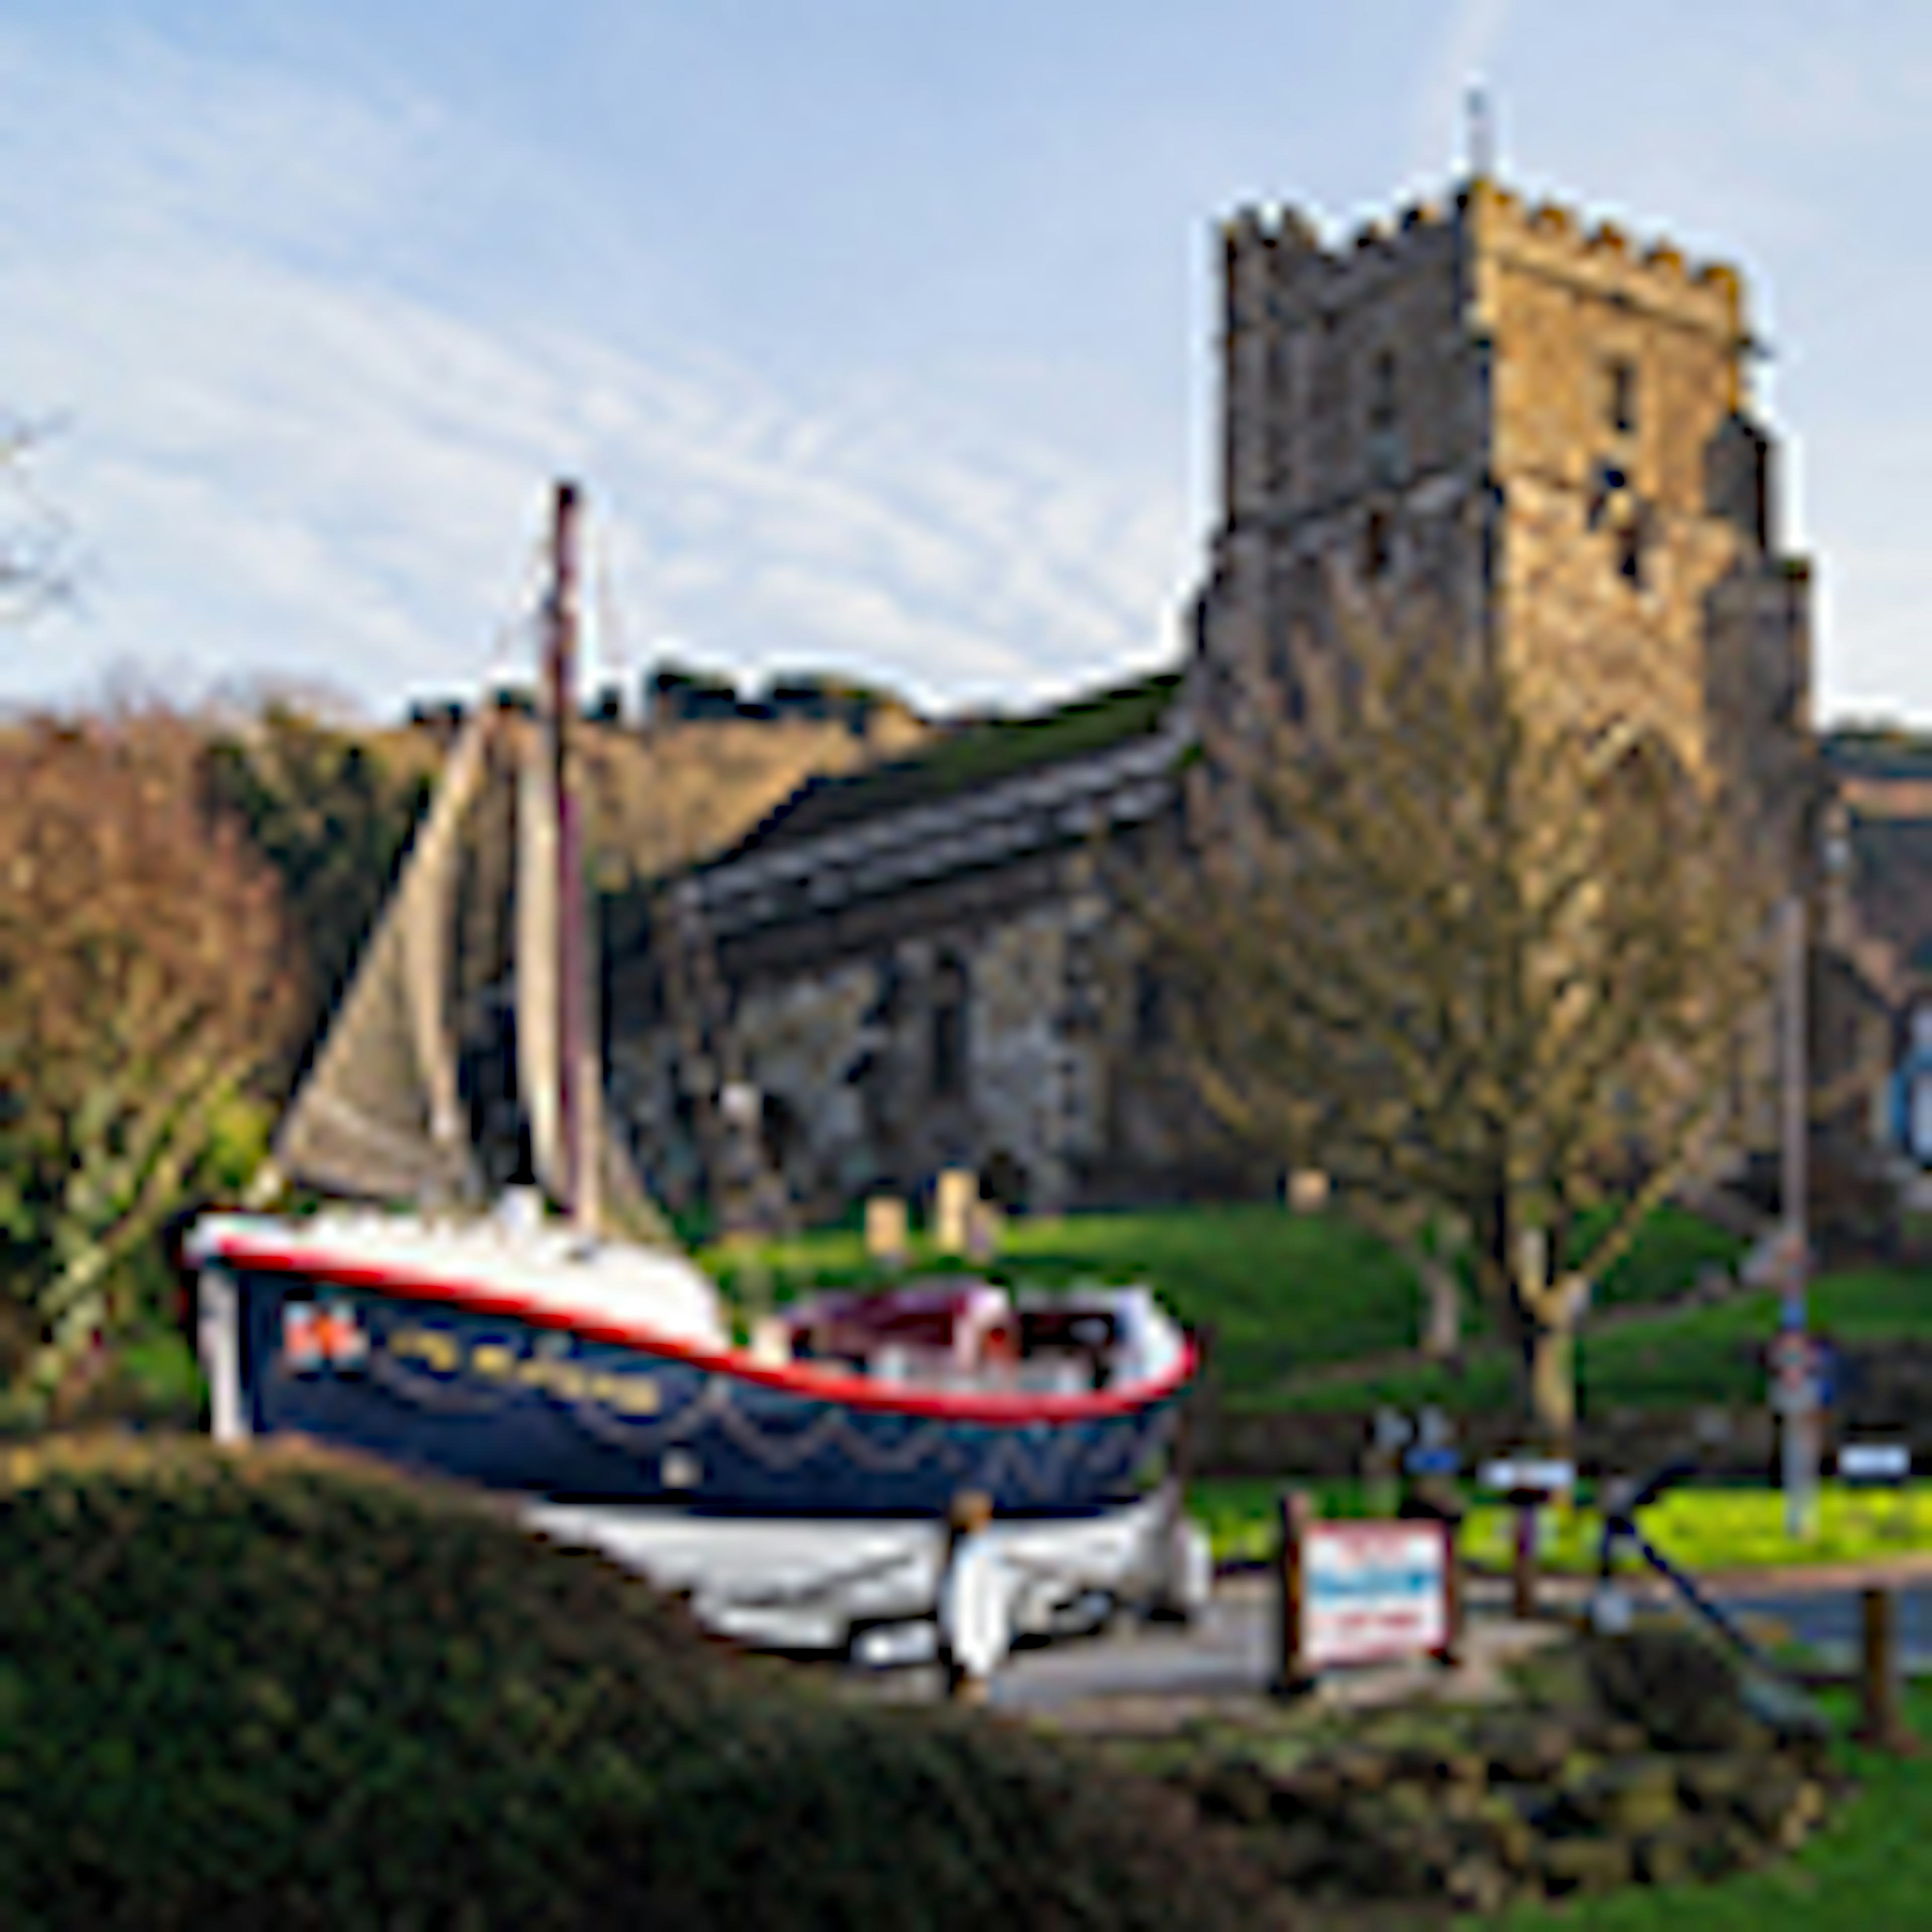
top-left (1839, 1442), bottom-right (1911, 1483)
top-left (851, 1620), bottom-right (940, 1670)
top-left (1373, 1407), bottom-right (1415, 1452)
top-left (1302, 1522), bottom-right (1448, 1668)
top-left (1479, 1458), bottom-right (1576, 1497)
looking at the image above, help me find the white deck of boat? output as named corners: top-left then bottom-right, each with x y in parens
top-left (190, 1206), bottom-right (730, 1347)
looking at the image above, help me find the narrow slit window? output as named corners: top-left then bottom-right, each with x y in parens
top-left (1607, 358), bottom-right (1638, 435)
top-left (930, 952), bottom-right (970, 1100)
top-left (1362, 508), bottom-right (1392, 579)
top-left (1615, 518), bottom-right (1644, 587)
top-left (1369, 350), bottom-right (1398, 432)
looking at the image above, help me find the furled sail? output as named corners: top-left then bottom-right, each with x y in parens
top-left (514, 723), bottom-right (564, 1203)
top-left (515, 714), bottom-right (675, 1247)
top-left (273, 711), bottom-right (490, 1203)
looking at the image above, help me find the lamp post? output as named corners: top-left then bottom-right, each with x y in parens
top-left (1778, 890), bottom-right (1818, 1540)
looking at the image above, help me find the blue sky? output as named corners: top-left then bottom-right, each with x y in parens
top-left (1, 2), bottom-right (1928, 722)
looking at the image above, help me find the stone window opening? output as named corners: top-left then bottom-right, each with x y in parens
top-left (1606, 357), bottom-right (1638, 436)
top-left (1369, 349), bottom-right (1398, 432)
top-left (1615, 515), bottom-right (1644, 588)
top-left (1362, 507), bottom-right (1393, 580)
top-left (1133, 959), bottom-right (1171, 1049)
top-left (930, 951), bottom-right (970, 1100)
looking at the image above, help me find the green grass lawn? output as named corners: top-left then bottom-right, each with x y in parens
top-left (705, 1204), bottom-right (1424, 1402)
top-left (1468, 1682), bottom-right (1932, 1929)
top-left (1253, 1267), bottom-right (1932, 1416)
top-left (1460, 1482), bottom-right (1932, 1577)
top-left (1189, 1476), bottom-right (1932, 1572)
top-left (703, 1202), bottom-right (1748, 1410)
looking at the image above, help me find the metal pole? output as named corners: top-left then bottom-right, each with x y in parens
top-left (1780, 893), bottom-right (1815, 1538)
top-left (1780, 893), bottom-right (1808, 1330)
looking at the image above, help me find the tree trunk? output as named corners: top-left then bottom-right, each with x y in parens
top-left (1509, 1221), bottom-right (1580, 1457)
top-left (1419, 1252), bottom-right (1461, 1361)
top-left (1527, 1320), bottom-right (1576, 1458)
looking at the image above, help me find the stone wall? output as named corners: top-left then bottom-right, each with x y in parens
top-left (607, 717), bottom-right (1219, 1217)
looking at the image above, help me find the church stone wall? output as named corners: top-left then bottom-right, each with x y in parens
top-left (730, 958), bottom-right (877, 1207)
top-left (717, 875), bottom-right (1124, 1217)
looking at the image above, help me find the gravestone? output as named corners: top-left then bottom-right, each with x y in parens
top-left (935, 1168), bottom-right (977, 1254)
top-left (1287, 1169), bottom-right (1330, 1215)
top-left (864, 1194), bottom-right (909, 1267)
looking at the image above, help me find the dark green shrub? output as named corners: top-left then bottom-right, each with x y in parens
top-left (1583, 1624), bottom-right (1746, 1752)
top-left (0, 1435), bottom-right (1283, 1930)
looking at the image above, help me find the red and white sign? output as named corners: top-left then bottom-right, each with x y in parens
top-left (1302, 1521), bottom-right (1451, 1669)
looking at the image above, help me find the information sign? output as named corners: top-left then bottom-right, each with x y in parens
top-left (1478, 1458), bottom-right (1575, 1498)
top-left (1301, 1521), bottom-right (1450, 1669)
top-left (1372, 1407), bottom-right (1415, 1452)
top-left (1839, 1442), bottom-right (1911, 1486)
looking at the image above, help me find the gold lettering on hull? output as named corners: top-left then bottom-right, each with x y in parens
top-left (384, 1325), bottom-right (658, 1415)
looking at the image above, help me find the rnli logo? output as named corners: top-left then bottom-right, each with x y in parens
top-left (283, 1299), bottom-right (369, 1375)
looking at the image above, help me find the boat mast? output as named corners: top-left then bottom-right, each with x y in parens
top-left (542, 478), bottom-right (600, 1235)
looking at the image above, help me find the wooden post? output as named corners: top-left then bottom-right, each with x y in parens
top-left (1511, 1498), bottom-right (1539, 1622)
top-left (1271, 1490), bottom-right (1317, 1699)
top-left (1436, 1516), bottom-right (1465, 1669)
top-left (1856, 1587), bottom-right (1917, 1754)
top-left (543, 478), bottom-right (600, 1240)
top-left (943, 1489), bottom-right (995, 1705)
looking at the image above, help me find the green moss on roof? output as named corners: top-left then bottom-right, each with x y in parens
top-left (725, 670), bottom-right (1184, 857)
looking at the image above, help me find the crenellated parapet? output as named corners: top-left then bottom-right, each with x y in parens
top-left (1219, 193), bottom-right (1459, 328)
top-left (1457, 177), bottom-right (1744, 345)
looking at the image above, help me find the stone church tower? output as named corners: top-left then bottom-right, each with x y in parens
top-left (614, 173), bottom-right (1819, 1220)
top-left (1194, 176), bottom-right (1812, 888)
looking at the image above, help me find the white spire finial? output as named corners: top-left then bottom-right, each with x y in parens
top-left (1466, 86), bottom-right (1495, 180)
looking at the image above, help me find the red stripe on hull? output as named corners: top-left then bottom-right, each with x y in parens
top-left (201, 1229), bottom-right (1197, 1425)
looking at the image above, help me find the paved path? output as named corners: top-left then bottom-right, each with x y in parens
top-left (839, 1563), bottom-right (1932, 1728)
top-left (978, 1577), bottom-right (1566, 1730)
top-left (1479, 1555), bottom-right (1932, 1672)
top-left (1689, 1584), bottom-right (1932, 1674)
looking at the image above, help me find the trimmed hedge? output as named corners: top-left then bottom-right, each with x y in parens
top-left (0, 1436), bottom-right (1287, 1930)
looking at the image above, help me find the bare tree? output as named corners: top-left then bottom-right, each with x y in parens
top-left (1135, 594), bottom-right (1777, 1445)
top-left (0, 414), bottom-right (74, 624)
top-left (0, 708), bottom-right (295, 1408)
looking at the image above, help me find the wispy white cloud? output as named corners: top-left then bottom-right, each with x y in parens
top-left (7, 2), bottom-right (1928, 735)
top-left (0, 21), bottom-right (1186, 721)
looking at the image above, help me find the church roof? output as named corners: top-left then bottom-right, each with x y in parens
top-left (711, 669), bottom-right (1184, 864)
top-left (1821, 727), bottom-right (1932, 784)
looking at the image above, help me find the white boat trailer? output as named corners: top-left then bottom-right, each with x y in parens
top-left (525, 1487), bottom-right (1212, 1671)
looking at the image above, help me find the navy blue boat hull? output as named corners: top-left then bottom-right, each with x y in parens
top-left (224, 1265), bottom-right (1185, 1518)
